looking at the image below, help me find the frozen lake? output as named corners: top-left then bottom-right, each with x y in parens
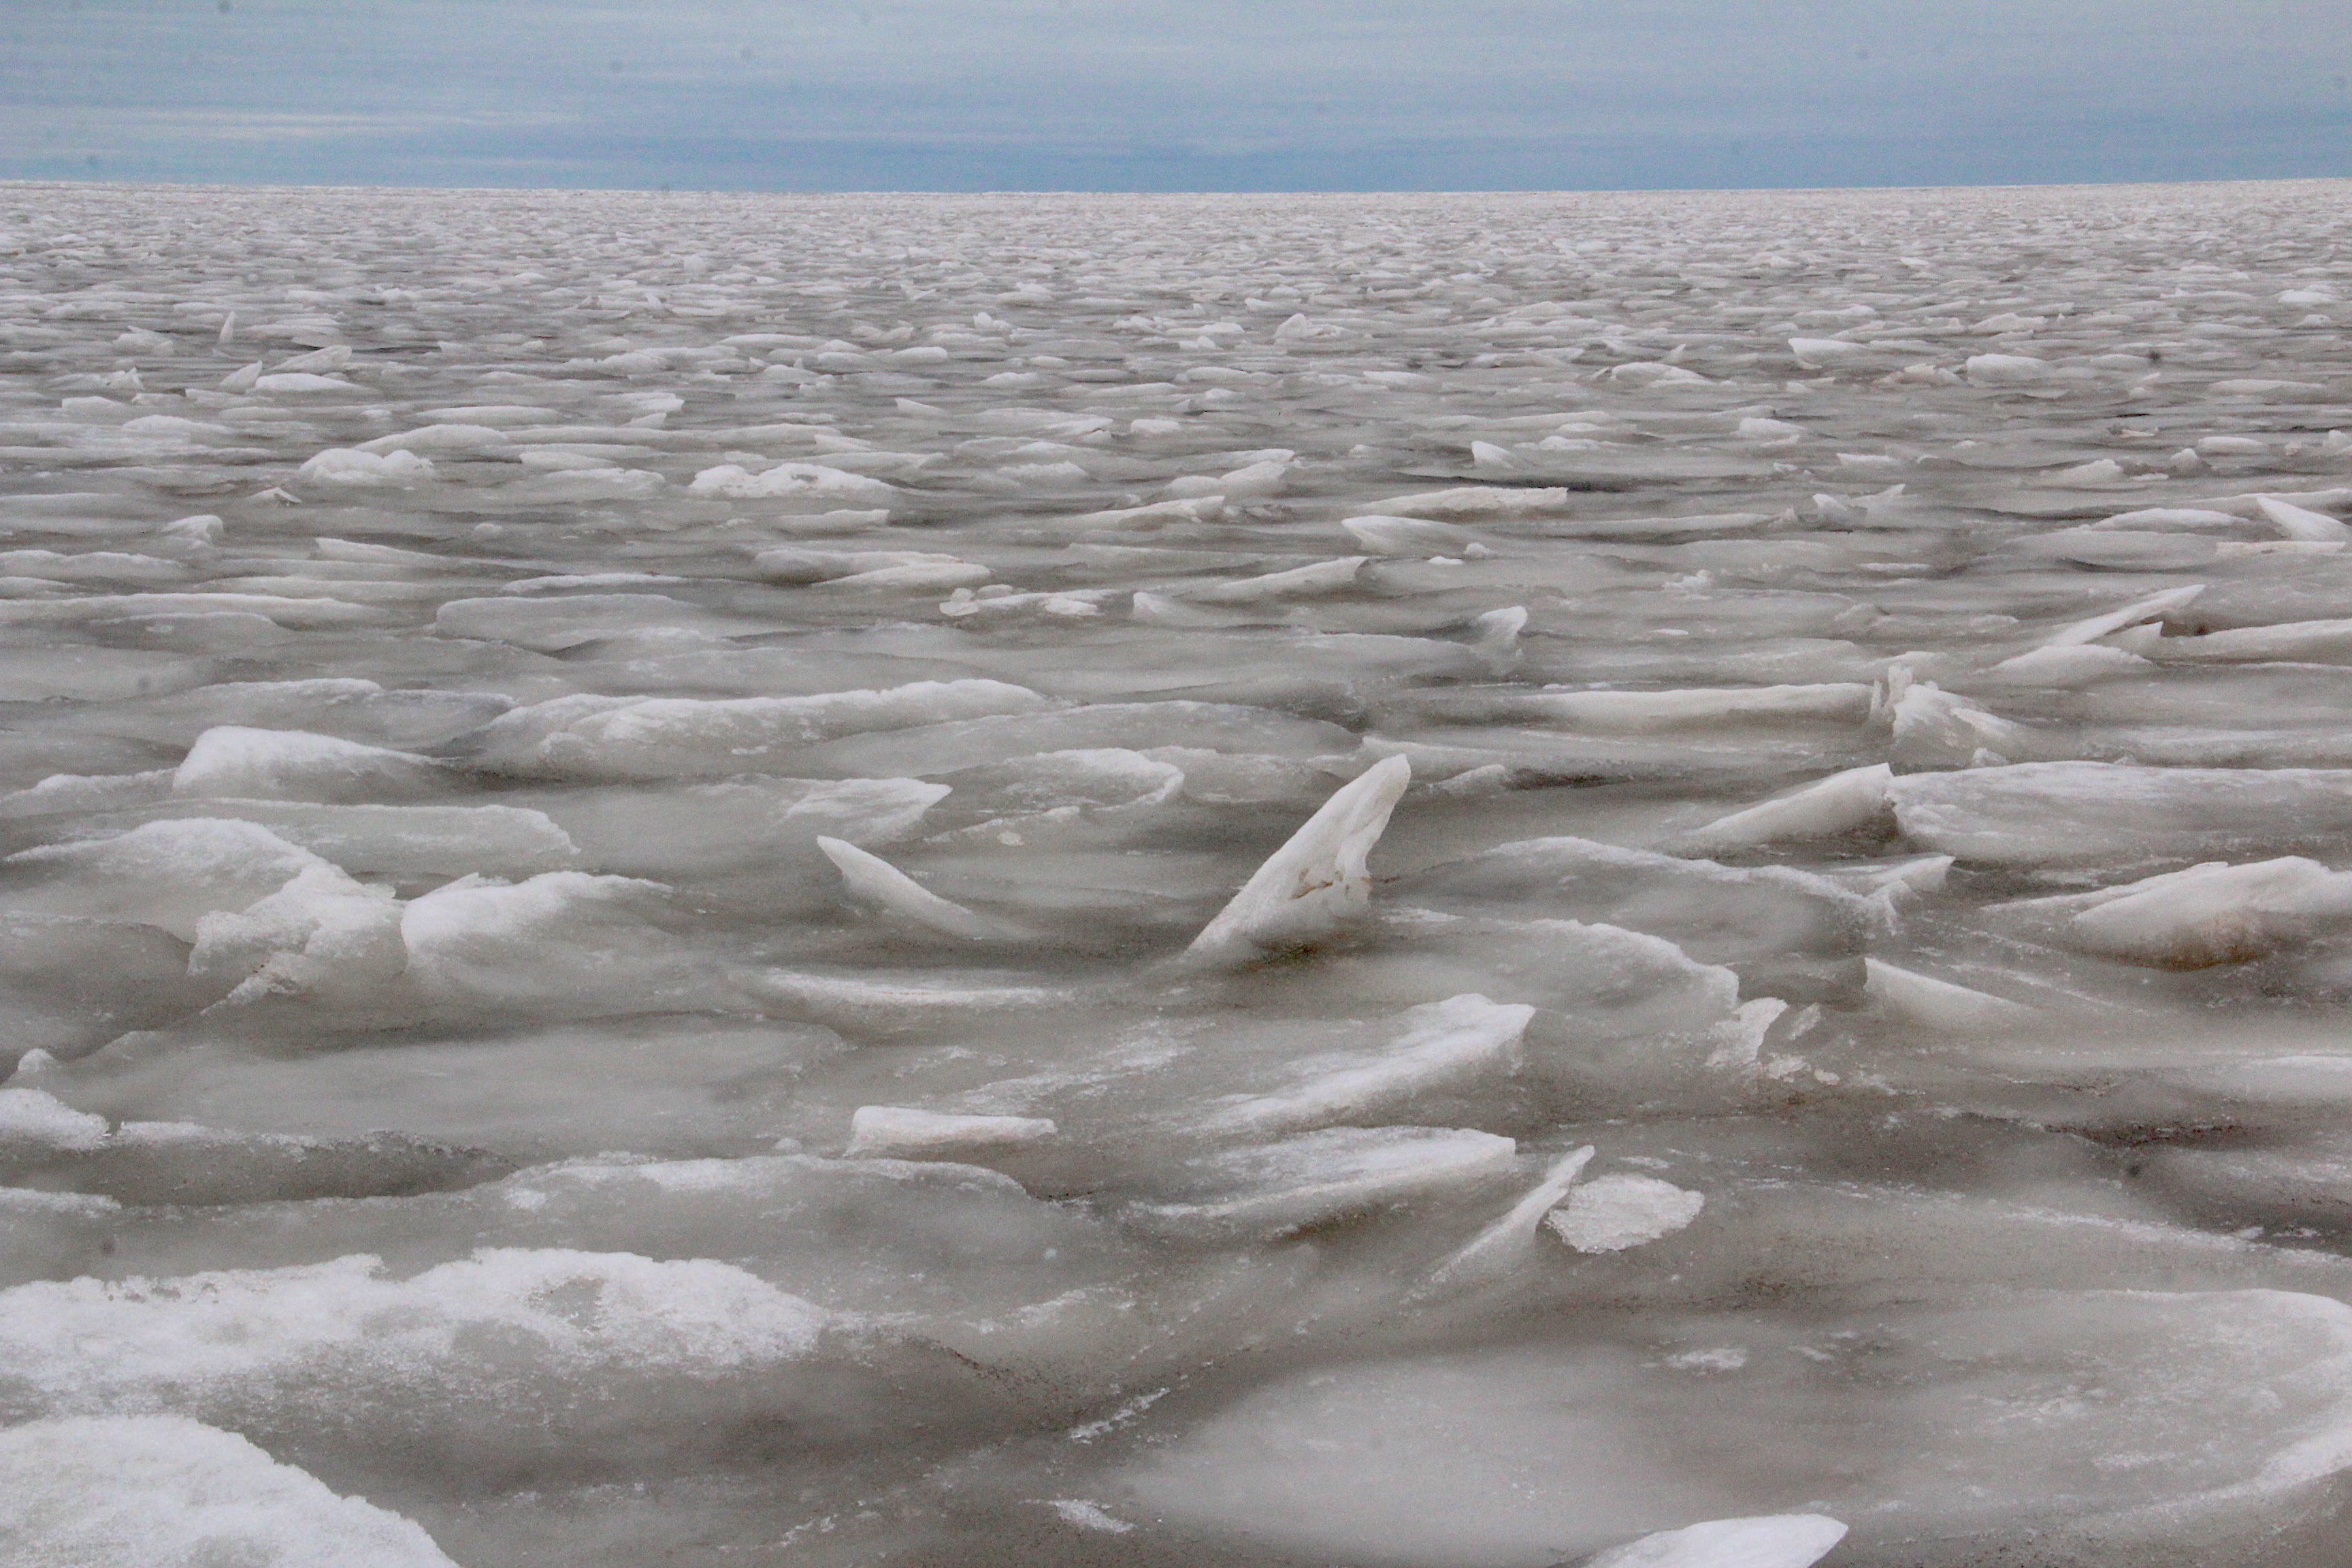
top-left (4, 180), bottom-right (2352, 1567)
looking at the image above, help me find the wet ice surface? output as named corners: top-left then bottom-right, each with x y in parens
top-left (3, 179), bottom-right (2352, 1566)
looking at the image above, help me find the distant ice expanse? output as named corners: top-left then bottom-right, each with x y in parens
top-left (7, 179), bottom-right (2352, 1565)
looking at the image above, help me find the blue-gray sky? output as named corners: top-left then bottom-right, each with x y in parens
top-left (3, 0), bottom-right (2347, 191)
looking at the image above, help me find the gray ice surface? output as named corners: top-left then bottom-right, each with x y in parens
top-left (4, 180), bottom-right (2352, 1567)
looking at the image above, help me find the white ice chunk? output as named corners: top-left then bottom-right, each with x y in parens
top-left (1889, 683), bottom-right (2032, 767)
top-left (1678, 764), bottom-right (1893, 851)
top-left (298, 448), bottom-right (436, 485)
top-left (2060, 858), bottom-right (2352, 967)
top-left (1183, 557), bottom-right (1365, 603)
top-left (4, 817), bottom-right (333, 940)
top-left (2256, 494), bottom-right (2352, 542)
top-left (0, 1415), bottom-right (459, 1567)
top-left (1202, 993), bottom-right (1535, 1137)
top-left (1187, 753), bottom-right (1411, 964)
top-left (1864, 958), bottom-right (2035, 1031)
top-left (0, 1087), bottom-right (109, 1151)
top-left (1965, 353), bottom-right (2050, 386)
top-left (1128, 1126), bottom-right (1518, 1237)
top-left (399, 870), bottom-right (671, 998)
top-left (1982, 644), bottom-right (2153, 685)
top-left (0, 1247), bottom-right (829, 1432)
top-left (1428, 1144), bottom-right (1595, 1290)
top-left (1532, 684), bottom-right (1872, 731)
top-left (173, 725), bottom-right (451, 803)
top-left (1547, 1173), bottom-right (1705, 1253)
top-left (1373, 485), bottom-right (1571, 519)
top-left (1341, 514), bottom-right (1474, 555)
top-left (2036, 584), bottom-right (2204, 647)
top-left (190, 860), bottom-right (406, 1000)
top-left (818, 836), bottom-right (1005, 940)
top-left (688, 461), bottom-right (898, 506)
top-left (842, 1105), bottom-right (1057, 1159)
top-left (1586, 1515), bottom-right (1848, 1568)
top-left (2154, 619), bottom-right (2352, 662)
top-left (1889, 763), bottom-right (2352, 866)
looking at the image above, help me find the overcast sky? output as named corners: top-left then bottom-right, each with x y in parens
top-left (2, 0), bottom-right (2347, 191)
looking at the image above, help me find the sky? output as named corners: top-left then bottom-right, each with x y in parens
top-left (1, 0), bottom-right (2347, 192)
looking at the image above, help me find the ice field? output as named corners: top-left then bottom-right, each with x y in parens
top-left (5, 178), bottom-right (2352, 1566)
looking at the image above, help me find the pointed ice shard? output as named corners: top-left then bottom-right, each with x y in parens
top-left (817, 836), bottom-right (1004, 941)
top-left (1473, 605), bottom-right (1527, 667)
top-left (1585, 1514), bottom-right (1848, 1568)
top-left (2038, 584), bottom-right (2204, 647)
top-left (2256, 494), bottom-right (2352, 542)
top-left (1426, 1144), bottom-right (1595, 1290)
top-left (1677, 764), bottom-right (1894, 853)
top-left (1186, 754), bottom-right (1411, 965)
top-left (1865, 958), bottom-right (2036, 1032)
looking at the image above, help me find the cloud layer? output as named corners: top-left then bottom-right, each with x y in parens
top-left (3, 0), bottom-right (2347, 189)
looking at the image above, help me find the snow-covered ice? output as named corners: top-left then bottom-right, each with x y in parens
top-left (3, 178), bottom-right (2352, 1566)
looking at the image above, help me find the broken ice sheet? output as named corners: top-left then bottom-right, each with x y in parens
top-left (7, 181), bottom-right (2352, 1566)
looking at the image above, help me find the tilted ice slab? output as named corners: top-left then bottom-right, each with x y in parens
top-left (1123, 1126), bottom-right (1518, 1239)
top-left (1889, 763), bottom-right (2352, 866)
top-left (1194, 993), bottom-right (1533, 1137)
top-left (1186, 753), bottom-right (1411, 965)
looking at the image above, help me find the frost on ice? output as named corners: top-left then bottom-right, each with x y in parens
top-left (3, 179), bottom-right (2352, 1566)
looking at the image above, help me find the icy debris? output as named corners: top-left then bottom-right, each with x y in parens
top-left (1865, 958), bottom-right (2036, 1031)
top-left (2035, 584), bottom-right (2205, 648)
top-left (1983, 642), bottom-right (2153, 685)
top-left (1887, 681), bottom-right (2032, 768)
top-left (4, 817), bottom-right (335, 940)
top-left (299, 448), bottom-right (436, 485)
top-left (1373, 485), bottom-right (1571, 518)
top-left (1888, 764), bottom-right (2352, 866)
top-left (1678, 764), bottom-right (1894, 851)
top-left (1547, 1173), bottom-right (1706, 1252)
top-left (1428, 1144), bottom-right (1595, 1289)
top-left (1585, 1515), bottom-right (1848, 1568)
top-left (688, 461), bottom-right (899, 506)
top-left (2051, 858), bottom-right (2352, 968)
top-left (1965, 353), bottom-right (2050, 386)
top-left (0, 1086), bottom-right (109, 1151)
top-left (2149, 617), bottom-right (2352, 662)
top-left (0, 1416), bottom-right (460, 1568)
top-left (2255, 494), bottom-right (2352, 542)
top-left (818, 836), bottom-right (1007, 940)
top-left (1127, 1126), bottom-right (1518, 1238)
top-left (1341, 513), bottom-right (1474, 555)
top-left (842, 1105), bottom-right (1057, 1159)
top-left (191, 860), bottom-right (404, 1000)
top-left (395, 871), bottom-right (683, 1007)
top-left (18, 181), bottom-right (2352, 1562)
top-left (1186, 753), bottom-right (1410, 964)
top-left (0, 1248), bottom-right (832, 1447)
top-left (173, 725), bottom-right (452, 803)
top-left (1181, 557), bottom-right (1365, 603)
top-left (1531, 683), bottom-right (1873, 731)
top-left (1202, 993), bottom-right (1533, 1137)
top-left (471, 681), bottom-right (1056, 779)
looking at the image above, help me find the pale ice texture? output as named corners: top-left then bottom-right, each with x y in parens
top-left (2, 180), bottom-right (2352, 1566)
top-left (0, 1414), bottom-right (459, 1567)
